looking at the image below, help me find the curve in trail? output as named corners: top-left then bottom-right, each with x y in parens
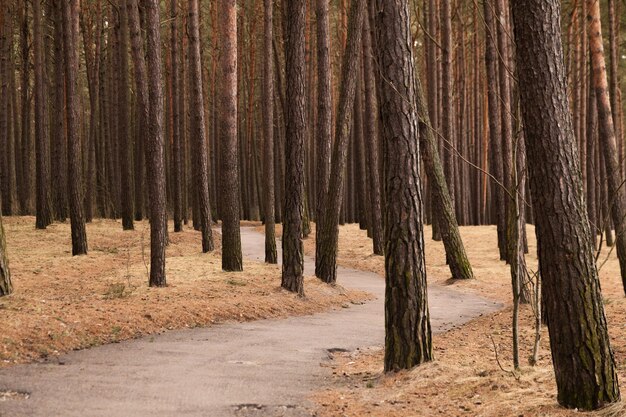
top-left (0, 227), bottom-right (501, 417)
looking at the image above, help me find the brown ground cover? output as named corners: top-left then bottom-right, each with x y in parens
top-left (262, 223), bottom-right (626, 416)
top-left (0, 217), bottom-right (369, 367)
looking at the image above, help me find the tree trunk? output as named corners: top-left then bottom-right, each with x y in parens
top-left (586, 0), bottom-right (626, 295)
top-left (496, 0), bottom-right (514, 263)
top-left (18, 2), bottom-right (33, 215)
top-left (220, 0), bottom-right (243, 271)
top-left (144, 0), bottom-right (167, 287)
top-left (315, 0), bottom-right (333, 256)
top-left (282, 0), bottom-right (306, 295)
top-left (263, 0), bottom-right (277, 264)
top-left (118, 0), bottom-right (134, 230)
top-left (354, 75), bottom-right (368, 231)
top-left (608, 0), bottom-right (622, 177)
top-left (0, 212), bottom-right (11, 297)
top-left (51, 0), bottom-right (68, 222)
top-left (587, 73), bottom-right (598, 246)
top-left (482, 0), bottom-right (506, 260)
top-left (62, 0), bottom-right (88, 255)
top-left (315, 0), bottom-right (365, 284)
top-left (441, 0), bottom-right (455, 210)
top-left (128, 0), bottom-right (149, 223)
top-left (362, 11), bottom-right (383, 256)
top-left (189, 0), bottom-right (215, 253)
top-left (33, 0), bottom-right (53, 229)
top-left (427, 0), bottom-right (442, 241)
top-left (0, 4), bottom-right (16, 217)
top-left (512, 0), bottom-right (620, 409)
top-left (80, 3), bottom-right (102, 223)
top-left (415, 71), bottom-right (473, 280)
top-left (374, 0), bottom-right (433, 372)
top-left (170, 0), bottom-right (182, 232)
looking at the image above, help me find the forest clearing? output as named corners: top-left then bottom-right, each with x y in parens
top-left (2, 0), bottom-right (626, 415)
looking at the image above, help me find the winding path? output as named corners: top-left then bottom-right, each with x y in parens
top-left (0, 228), bottom-right (500, 417)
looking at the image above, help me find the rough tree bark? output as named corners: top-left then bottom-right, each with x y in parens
top-left (171, 0), bottom-right (183, 232)
top-left (263, 0), bottom-right (277, 264)
top-left (427, 0), bottom-right (441, 241)
top-left (220, 0), bottom-right (243, 271)
top-left (512, 0), bottom-right (620, 409)
top-left (118, 0), bottom-right (134, 231)
top-left (0, 4), bottom-right (16, 217)
top-left (127, 0), bottom-right (149, 222)
top-left (282, 0), bottom-right (306, 295)
top-left (19, 2), bottom-right (33, 215)
top-left (482, 0), bottom-right (506, 260)
top-left (315, 0), bottom-right (365, 284)
top-left (496, 0), bottom-right (514, 263)
top-left (189, 0), bottom-right (214, 253)
top-left (374, 0), bottom-right (433, 372)
top-left (315, 0), bottom-right (333, 257)
top-left (415, 73), bottom-right (473, 280)
top-left (441, 0), bottom-right (455, 209)
top-left (62, 0), bottom-right (88, 255)
top-left (33, 0), bottom-right (53, 229)
top-left (362, 11), bottom-right (383, 256)
top-left (51, 0), bottom-right (68, 222)
top-left (608, 0), bottom-right (622, 176)
top-left (144, 0), bottom-right (167, 287)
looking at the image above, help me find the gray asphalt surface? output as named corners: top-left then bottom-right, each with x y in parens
top-left (0, 227), bottom-right (501, 417)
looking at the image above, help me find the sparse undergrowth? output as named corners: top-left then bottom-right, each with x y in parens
top-left (261, 223), bottom-right (626, 416)
top-left (0, 217), bottom-right (370, 367)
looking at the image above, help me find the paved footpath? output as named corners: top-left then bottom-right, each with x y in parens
top-left (0, 228), bottom-right (500, 417)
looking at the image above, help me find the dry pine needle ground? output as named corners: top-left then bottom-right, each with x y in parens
top-left (260, 223), bottom-right (626, 417)
top-left (0, 217), bottom-right (369, 367)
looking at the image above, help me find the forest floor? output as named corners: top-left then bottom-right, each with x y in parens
top-left (0, 216), bottom-right (369, 368)
top-left (260, 223), bottom-right (626, 417)
top-left (0, 221), bottom-right (496, 416)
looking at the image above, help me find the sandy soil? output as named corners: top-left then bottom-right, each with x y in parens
top-left (0, 217), bottom-right (369, 367)
top-left (261, 223), bottom-right (626, 416)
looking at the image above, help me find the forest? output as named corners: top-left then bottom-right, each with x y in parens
top-left (0, 0), bottom-right (625, 416)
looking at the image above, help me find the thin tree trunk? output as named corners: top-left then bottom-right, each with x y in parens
top-left (18, 2), bottom-right (32, 214)
top-left (170, 0), bottom-right (183, 232)
top-left (441, 0), bottom-right (455, 210)
top-left (62, 0), bottom-right (88, 255)
top-left (315, 0), bottom-right (365, 284)
top-left (33, 0), bottom-right (53, 229)
top-left (282, 0), bottom-right (306, 295)
top-left (189, 0), bottom-right (215, 253)
top-left (118, 0), bottom-right (134, 230)
top-left (144, 0), bottom-right (167, 287)
top-left (496, 0), bottom-right (514, 263)
top-left (263, 0), bottom-right (277, 264)
top-left (586, 0), bottom-right (626, 295)
top-left (362, 11), bottom-right (383, 256)
top-left (483, 0), bottom-right (506, 260)
top-left (0, 212), bottom-right (11, 297)
top-left (608, 0), bottom-right (622, 177)
top-left (315, 0), bottom-right (333, 257)
top-left (220, 0), bottom-right (243, 270)
top-left (128, 0), bottom-right (149, 224)
top-left (415, 72), bottom-right (474, 280)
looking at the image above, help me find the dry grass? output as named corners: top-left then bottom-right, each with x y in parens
top-left (259, 222), bottom-right (626, 416)
top-left (0, 217), bottom-right (370, 367)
